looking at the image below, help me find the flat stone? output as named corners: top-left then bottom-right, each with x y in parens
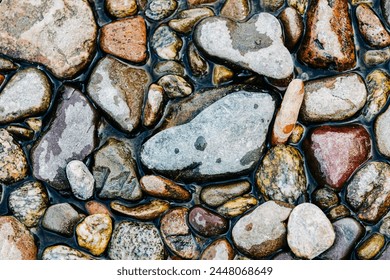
top-left (187, 0), bottom-right (218, 6)
top-left (143, 84), bottom-right (165, 127)
top-left (220, 0), bottom-right (250, 21)
top-left (304, 125), bottom-right (371, 190)
top-left (298, 0), bottom-right (356, 71)
top-left (106, 0), bottom-right (138, 18)
top-left (151, 25), bottom-right (183, 60)
top-left (217, 195), bottom-right (258, 218)
top-left (141, 91), bottom-right (275, 182)
top-left (31, 86), bottom-right (97, 190)
top-left (200, 239), bottom-right (235, 260)
top-left (66, 160), bottom-right (94, 201)
top-left (0, 57), bottom-right (17, 72)
top-left (157, 75), bottom-right (193, 98)
top-left (378, 245), bottom-right (390, 260)
top-left (232, 201), bottom-right (293, 258)
top-left (93, 138), bottom-right (142, 201)
top-left (375, 104), bottom-right (390, 157)
top-left (200, 181), bottom-right (251, 207)
top-left (110, 200), bottom-right (170, 221)
top-left (327, 205), bottom-right (351, 222)
top-left (108, 221), bottom-right (165, 260)
top-left (188, 206), bottom-right (228, 237)
top-left (0, 129), bottom-right (28, 184)
top-left (363, 48), bottom-right (390, 66)
top-left (169, 8), bottom-right (214, 34)
top-left (85, 201), bottom-right (111, 216)
top-left (382, 0), bottom-right (390, 26)
top-left (312, 187), bottom-right (339, 211)
top-left (288, 0), bottom-right (308, 14)
top-left (87, 56), bottom-right (149, 133)
top-left (146, 0), bottom-right (178, 21)
top-left (42, 203), bottom-right (83, 236)
top-left (260, 0), bottom-right (284, 12)
top-left (0, 0), bottom-right (97, 78)
top-left (9, 181), bottom-right (48, 228)
top-left (212, 65), bottom-right (234, 85)
top-left (346, 161), bottom-right (390, 224)
top-left (279, 7), bottom-right (304, 51)
top-left (357, 233), bottom-right (385, 260)
top-left (287, 203), bottom-right (335, 259)
top-left (154, 60), bottom-right (185, 76)
top-left (193, 13), bottom-right (294, 80)
top-left (6, 125), bottom-right (34, 141)
top-left (140, 175), bottom-right (191, 201)
top-left (42, 245), bottom-right (93, 260)
top-left (188, 42), bottom-right (209, 77)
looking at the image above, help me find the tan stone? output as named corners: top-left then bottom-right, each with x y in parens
top-left (220, 0), bottom-right (250, 21)
top-left (357, 233), bottom-right (385, 260)
top-left (212, 65), bottom-right (234, 85)
top-left (110, 200), bottom-right (170, 221)
top-left (106, 0), bottom-right (138, 18)
top-left (85, 201), bottom-right (112, 216)
top-left (217, 195), bottom-right (258, 218)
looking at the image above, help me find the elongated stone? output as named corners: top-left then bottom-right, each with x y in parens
top-left (110, 200), bottom-right (170, 221)
top-left (169, 8), bottom-right (214, 34)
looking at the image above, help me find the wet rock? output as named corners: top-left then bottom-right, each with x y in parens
top-left (110, 200), bottom-right (170, 220)
top-left (0, 68), bottom-right (51, 124)
top-left (346, 161), bottom-right (390, 224)
top-left (363, 48), bottom-right (390, 66)
top-left (232, 201), bottom-right (293, 258)
top-left (154, 60), bottom-right (185, 76)
top-left (304, 125), bottom-right (371, 190)
top-left (188, 206), bottom-right (228, 237)
top-left (169, 8), bottom-right (214, 34)
top-left (76, 214), bottom-right (112, 256)
top-left (320, 218), bottom-right (364, 260)
top-left (85, 201), bottom-right (111, 216)
top-left (273, 251), bottom-right (297, 260)
top-left (106, 0), bottom-right (138, 18)
top-left (25, 117), bottom-right (42, 132)
top-left (188, 42), bottom-right (209, 77)
top-left (140, 175), bottom-right (191, 201)
top-left (9, 181), bottom-right (48, 228)
top-left (42, 203), bottom-right (83, 236)
top-left (187, 0), bottom-right (218, 6)
top-left (157, 75), bottom-right (193, 98)
top-left (356, 4), bottom-right (390, 48)
top-left (378, 245), bottom-right (390, 260)
top-left (375, 103), bottom-right (390, 157)
top-left (0, 74), bottom-right (4, 86)
top-left (200, 181), bottom-right (251, 207)
top-left (193, 13), bottom-right (294, 80)
top-left (287, 203), bottom-right (335, 259)
top-left (313, 188), bottom-right (339, 211)
top-left (0, 57), bottom-right (17, 72)
top-left (42, 245), bottom-right (93, 260)
top-left (0, 129), bottom-right (28, 184)
top-left (220, 0), bottom-right (250, 21)
top-left (217, 195), bottom-right (257, 218)
top-left (288, 0), bottom-right (308, 14)
top-left (288, 123), bottom-right (304, 144)
top-left (151, 25), bottom-right (183, 60)
top-left (141, 91), bottom-right (276, 182)
top-left (146, 0), bottom-right (178, 21)
top-left (357, 233), bottom-right (385, 260)
top-left (6, 126), bottom-right (34, 141)
top-left (260, 0), bottom-right (284, 12)
top-left (0, 216), bottom-right (37, 260)
top-left (379, 215), bottom-right (390, 237)
top-left (279, 7), bottom-right (304, 51)
top-left (87, 56), bottom-right (149, 133)
top-left (109, 221), bottom-right (165, 260)
top-left (31, 87), bottom-right (97, 190)
top-left (256, 145), bottom-right (306, 204)
top-left (66, 160), bottom-right (95, 201)
top-left (298, 0), bottom-right (356, 71)
top-left (382, 0), bottom-right (390, 26)
top-left (212, 65), bottom-right (234, 85)
top-left (0, 0), bottom-right (97, 78)
top-left (352, 0), bottom-right (373, 5)
top-left (200, 239), bottom-right (235, 260)
top-left (100, 17), bottom-right (147, 63)
top-left (327, 205), bottom-right (351, 222)
top-left (143, 84), bottom-right (165, 127)
top-left (93, 138), bottom-right (142, 201)
top-left (160, 207), bottom-right (200, 259)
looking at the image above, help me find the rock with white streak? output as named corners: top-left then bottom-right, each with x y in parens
top-left (200, 239), bottom-right (235, 260)
top-left (42, 245), bottom-right (94, 260)
top-left (66, 160), bottom-right (95, 200)
top-left (143, 84), bottom-right (165, 127)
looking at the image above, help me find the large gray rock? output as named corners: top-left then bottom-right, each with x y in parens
top-left (0, 0), bottom-right (97, 78)
top-left (31, 86), bottom-right (98, 190)
top-left (141, 91), bottom-right (276, 182)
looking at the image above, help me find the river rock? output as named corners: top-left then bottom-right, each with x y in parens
top-left (217, 195), bottom-right (258, 218)
top-left (304, 125), bottom-right (371, 190)
top-left (378, 245), bottom-right (390, 260)
top-left (0, 0), bottom-right (97, 78)
top-left (42, 203), bottom-right (83, 236)
top-left (260, 0), bottom-right (284, 12)
top-left (146, 0), bottom-right (178, 21)
top-left (188, 206), bottom-right (228, 237)
top-left (187, 0), bottom-right (218, 6)
top-left (382, 0), bottom-right (390, 26)
top-left (188, 42), bottom-right (209, 77)
top-left (143, 84), bottom-right (165, 127)
top-left (6, 126), bottom-right (34, 141)
top-left (110, 200), bottom-right (170, 220)
top-left (298, 0), bottom-right (356, 71)
top-left (363, 48), bottom-right (390, 66)
top-left (140, 175), bottom-right (191, 201)
top-left (288, 0), bottom-right (308, 14)
top-left (141, 91), bottom-right (275, 182)
top-left (154, 60), bottom-right (185, 76)
top-left (169, 8), bottom-right (214, 34)
top-left (279, 7), bottom-right (304, 51)
top-left (66, 160), bottom-right (94, 201)
top-left (200, 181), bottom-right (251, 207)
top-left (357, 233), bottom-right (385, 260)
top-left (312, 187), bottom-right (339, 211)
top-left (31, 86), bottom-right (98, 190)
top-left (212, 65), bottom-right (234, 85)
top-left (85, 201), bottom-right (111, 216)
top-left (273, 251), bottom-right (297, 260)
top-left (193, 13), bottom-right (294, 80)
top-left (157, 75), bottom-right (193, 98)
top-left (42, 245), bottom-right (93, 260)
top-left (106, 0), bottom-right (138, 18)
top-left (200, 239), bottom-right (235, 260)
top-left (0, 57), bottom-right (17, 72)
top-left (26, 118), bottom-right (42, 132)
top-left (375, 105), bottom-right (390, 157)
top-left (151, 25), bottom-right (183, 60)
top-left (288, 123), bottom-right (305, 144)
top-left (327, 205), bottom-right (351, 221)
top-left (232, 201), bottom-right (293, 258)
top-left (220, 0), bottom-right (250, 21)
top-left (0, 74), bottom-right (4, 86)
top-left (380, 215), bottom-right (390, 237)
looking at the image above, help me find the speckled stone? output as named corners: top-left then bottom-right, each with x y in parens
top-left (187, 0), bottom-right (218, 6)
top-left (288, 0), bottom-right (308, 14)
top-left (169, 8), bottom-right (214, 34)
top-left (188, 206), bottom-right (228, 237)
top-left (200, 239), bottom-right (235, 260)
top-left (140, 175), bottom-right (191, 201)
top-left (217, 195), bottom-right (258, 218)
top-left (279, 7), bottom-right (304, 51)
top-left (200, 181), bottom-right (251, 207)
top-left (145, 0), bottom-right (178, 21)
top-left (220, 0), bottom-right (250, 21)
top-left (379, 215), bottom-right (390, 237)
top-left (260, 0), bottom-right (284, 12)
top-left (66, 160), bottom-right (94, 201)
top-left (6, 125), bottom-right (34, 141)
top-left (143, 84), bottom-right (165, 127)
top-left (188, 42), bottom-right (209, 77)
top-left (312, 188), bottom-right (339, 211)
top-left (106, 0), bottom-right (138, 18)
top-left (363, 48), bottom-right (390, 66)
top-left (375, 104), bottom-right (390, 158)
top-left (272, 251), bottom-right (297, 260)
top-left (382, 0), bottom-right (390, 26)
top-left (154, 60), bottom-right (185, 76)
top-left (327, 205), bottom-right (351, 222)
top-left (25, 117), bottom-right (42, 132)
top-left (378, 245), bottom-right (390, 260)
top-left (357, 233), bottom-right (385, 260)
top-left (157, 75), bottom-right (193, 98)
top-left (288, 123), bottom-right (305, 144)
top-left (0, 57), bottom-right (17, 72)
top-left (42, 245), bottom-right (93, 260)
top-left (110, 200), bottom-right (170, 221)
top-left (151, 25), bottom-right (183, 60)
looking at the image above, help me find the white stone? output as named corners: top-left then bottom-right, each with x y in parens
top-left (66, 160), bottom-right (95, 200)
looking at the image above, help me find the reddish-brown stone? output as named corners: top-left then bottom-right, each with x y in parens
top-left (0, 74), bottom-right (4, 86)
top-left (188, 206), bottom-right (228, 237)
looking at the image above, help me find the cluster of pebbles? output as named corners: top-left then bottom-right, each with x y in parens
top-left (0, 0), bottom-right (390, 260)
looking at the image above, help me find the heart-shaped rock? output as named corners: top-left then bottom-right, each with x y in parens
top-left (193, 13), bottom-right (294, 80)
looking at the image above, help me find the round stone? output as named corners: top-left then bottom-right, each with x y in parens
top-left (200, 239), bottom-right (235, 260)
top-left (188, 206), bottom-right (228, 237)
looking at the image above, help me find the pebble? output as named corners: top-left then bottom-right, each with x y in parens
top-left (42, 203), bottom-right (83, 236)
top-left (146, 0), bottom-right (178, 21)
top-left (169, 8), bottom-right (214, 34)
top-left (382, 0), bottom-right (390, 26)
top-left (298, 0), bottom-right (356, 71)
top-left (160, 207), bottom-right (200, 259)
top-left (188, 42), bottom-right (209, 77)
top-left (188, 206), bottom-right (228, 237)
top-left (187, 0), bottom-right (218, 6)
top-left (346, 161), bottom-right (390, 224)
top-left (200, 239), bottom-right (235, 260)
top-left (193, 13), bottom-right (294, 80)
top-left (109, 221), bottom-right (165, 260)
top-left (154, 60), bottom-right (185, 76)
top-left (312, 188), bottom-right (339, 211)
top-left (85, 201), bottom-right (111, 216)
top-left (279, 7), bottom-right (304, 51)
top-left (379, 215), bottom-right (390, 237)
top-left (287, 203), bottom-right (335, 259)
top-left (288, 0), bottom-right (308, 14)
top-left (157, 75), bottom-right (193, 98)
top-left (9, 181), bottom-right (48, 228)
top-left (0, 57), bottom-right (17, 72)
top-left (143, 84), bottom-right (165, 127)
top-left (141, 91), bottom-right (276, 182)
top-left (352, 0), bottom-right (373, 5)
top-left (0, 68), bottom-right (51, 124)
top-left (217, 195), bottom-right (258, 218)
top-left (106, 0), bottom-right (138, 18)
top-left (87, 56), bottom-right (149, 133)
top-left (25, 117), bottom-right (42, 132)
top-left (356, 4), bottom-right (390, 48)
top-left (151, 25), bottom-right (183, 60)
top-left (0, 129), bottom-right (28, 184)
top-left (200, 180), bottom-right (251, 207)
top-left (304, 125), bottom-right (371, 190)
top-left (140, 175), bottom-right (191, 201)
top-left (271, 79), bottom-right (304, 145)
top-left (93, 138), bottom-right (142, 201)
top-left (220, 0), bottom-right (250, 21)
top-left (66, 160), bottom-right (95, 201)
top-left (260, 0), bottom-right (284, 12)
top-left (0, 74), bottom-right (4, 86)
top-left (327, 205), bottom-right (351, 221)
top-left (31, 86), bottom-right (98, 190)
top-left (76, 214), bottom-right (112, 256)
top-left (357, 233), bottom-right (385, 260)
top-left (288, 123), bottom-right (305, 144)
top-left (375, 102), bottom-right (390, 157)
top-left (110, 200), bottom-right (170, 220)
top-left (378, 245), bottom-right (390, 260)
top-left (212, 65), bottom-right (234, 85)
top-left (42, 245), bottom-right (93, 260)
top-left (0, 216), bottom-right (37, 260)
top-left (6, 126), bottom-right (34, 141)
top-left (232, 201), bottom-right (293, 258)
top-left (363, 48), bottom-right (390, 66)
top-left (273, 251), bottom-right (297, 260)
top-left (0, 0), bottom-right (97, 78)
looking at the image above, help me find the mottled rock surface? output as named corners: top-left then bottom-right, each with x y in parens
top-left (110, 200), bottom-right (169, 220)
top-left (312, 188), bottom-right (339, 210)
top-left (140, 175), bottom-right (191, 201)
top-left (375, 105), bottom-right (390, 157)
top-left (0, 57), bottom-right (17, 72)
top-left (154, 60), bottom-right (185, 76)
top-left (66, 160), bottom-right (95, 201)
top-left (188, 42), bottom-right (209, 77)
top-left (143, 84), bottom-right (165, 127)
top-left (151, 25), bottom-right (183, 60)
top-left (157, 75), bottom-right (193, 98)
top-left (200, 181), bottom-right (251, 207)
top-left (188, 206), bottom-right (228, 237)
top-left (279, 7), bottom-right (304, 51)
top-left (288, 0), bottom-right (308, 14)
top-left (327, 205), bottom-right (351, 221)
top-left (378, 245), bottom-right (390, 260)
top-left (217, 195), bottom-right (258, 218)
top-left (220, 0), bottom-right (250, 21)
top-left (42, 203), bottom-right (82, 236)
top-left (382, 0), bottom-right (390, 26)
top-left (200, 239), bottom-right (235, 260)
top-left (106, 0), bottom-right (138, 18)
top-left (42, 245), bottom-right (93, 260)
top-left (146, 0), bottom-right (178, 21)
top-left (364, 48), bottom-right (390, 66)
top-left (357, 233), bottom-right (385, 260)
top-left (169, 8), bottom-right (214, 34)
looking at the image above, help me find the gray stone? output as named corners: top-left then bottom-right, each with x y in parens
top-left (379, 215), bottom-right (390, 237)
top-left (157, 75), bottom-right (193, 98)
top-left (154, 60), bottom-right (185, 76)
top-left (364, 48), bottom-right (390, 66)
top-left (66, 160), bottom-right (95, 201)
top-left (382, 0), bottom-right (390, 27)
top-left (287, 203), bottom-right (335, 259)
top-left (108, 221), bottom-right (165, 260)
top-left (151, 25), bottom-right (183, 60)
top-left (141, 91), bottom-right (276, 182)
top-left (260, 0), bottom-right (284, 12)
top-left (378, 245), bottom-right (390, 260)
top-left (272, 251), bottom-right (297, 260)
top-left (0, 57), bottom-right (17, 72)
top-left (193, 13), bottom-right (293, 80)
top-left (375, 105), bottom-right (390, 158)
top-left (200, 181), bottom-right (251, 207)
top-left (169, 8), bottom-right (214, 34)
top-left (146, 0), bottom-right (178, 21)
top-left (31, 86), bottom-right (98, 190)
top-left (188, 42), bottom-right (209, 77)
top-left (42, 245), bottom-right (94, 260)
top-left (42, 203), bottom-right (83, 236)
top-left (0, 0), bottom-right (97, 78)
top-left (87, 56), bottom-right (149, 133)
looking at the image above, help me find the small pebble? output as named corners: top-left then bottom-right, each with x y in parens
top-left (140, 175), bottom-right (191, 201)
top-left (157, 75), bottom-right (193, 98)
top-left (312, 188), bottom-right (339, 211)
top-left (106, 0), bottom-right (138, 18)
top-left (220, 0), bottom-right (250, 21)
top-left (212, 65), bottom-right (234, 85)
top-left (187, 0), bottom-right (218, 6)
top-left (188, 206), bottom-right (228, 237)
top-left (169, 8), bottom-right (214, 34)
top-left (151, 25), bottom-right (183, 60)
top-left (200, 239), bottom-right (235, 260)
top-left (66, 160), bottom-right (95, 200)
top-left (200, 180), bottom-right (251, 207)
top-left (0, 57), bottom-right (18, 71)
top-left (279, 7), bottom-right (304, 51)
top-left (260, 0), bottom-right (284, 11)
top-left (188, 42), bottom-right (209, 77)
top-left (110, 200), bottom-right (170, 221)
top-left (85, 201), bottom-right (111, 216)
top-left (217, 195), bottom-right (258, 218)
top-left (143, 84), bottom-right (165, 127)
top-left (145, 0), bottom-right (178, 21)
top-left (379, 215), bottom-right (390, 237)
top-left (6, 125), bottom-right (34, 140)
top-left (25, 117), bottom-right (42, 132)
top-left (357, 233), bottom-right (385, 260)
top-left (288, 123), bottom-right (305, 144)
top-left (288, 0), bottom-right (308, 14)
top-left (42, 245), bottom-right (94, 260)
top-left (364, 48), bottom-right (390, 66)
top-left (154, 60), bottom-right (186, 76)
top-left (327, 205), bottom-right (351, 222)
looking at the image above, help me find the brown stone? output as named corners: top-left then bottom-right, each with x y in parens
top-left (143, 84), bottom-right (165, 127)
top-left (279, 7), bottom-right (304, 51)
top-left (110, 200), bottom-right (170, 221)
top-left (357, 233), bottom-right (385, 260)
top-left (188, 42), bottom-right (209, 77)
top-left (188, 206), bottom-right (228, 237)
top-left (187, 0), bottom-right (218, 6)
top-left (200, 239), bottom-right (235, 260)
top-left (327, 205), bottom-right (351, 222)
top-left (85, 201), bottom-right (112, 216)
top-left (288, 123), bottom-right (304, 144)
top-left (312, 188), bottom-right (339, 211)
top-left (106, 0), bottom-right (138, 18)
top-left (169, 8), bottom-right (214, 34)
top-left (260, 0), bottom-right (284, 12)
top-left (220, 0), bottom-right (250, 21)
top-left (0, 74), bottom-right (4, 86)
top-left (217, 195), bottom-right (258, 218)
top-left (200, 180), bottom-right (251, 207)
top-left (288, 0), bottom-right (308, 14)
top-left (6, 126), bottom-right (34, 140)
top-left (140, 175), bottom-right (191, 201)
top-left (212, 65), bottom-right (234, 85)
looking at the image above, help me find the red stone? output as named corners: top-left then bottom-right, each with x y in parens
top-left (188, 206), bottom-right (228, 237)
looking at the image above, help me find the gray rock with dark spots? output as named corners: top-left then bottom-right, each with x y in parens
top-left (154, 60), bottom-right (185, 76)
top-left (42, 203), bottom-right (83, 236)
top-left (66, 160), bottom-right (95, 201)
top-left (157, 75), bottom-right (193, 98)
top-left (200, 181), bottom-right (251, 207)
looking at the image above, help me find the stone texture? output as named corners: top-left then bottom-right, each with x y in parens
top-left (146, 0), bottom-right (178, 21)
top-left (193, 13), bottom-right (294, 80)
top-left (157, 75), bottom-right (193, 98)
top-left (42, 203), bottom-right (83, 236)
top-left (25, 117), bottom-right (42, 132)
top-left (378, 245), bottom-right (390, 260)
top-left (357, 233), bottom-right (385, 260)
top-left (42, 245), bottom-right (93, 260)
top-left (217, 195), bottom-right (257, 218)
top-left (200, 239), bottom-right (235, 260)
top-left (304, 125), bottom-right (371, 190)
top-left (273, 251), bottom-right (297, 260)
top-left (106, 0), bottom-right (138, 18)
top-left (0, 57), bottom-right (17, 72)
top-left (85, 201), bottom-right (111, 216)
top-left (0, 74), bottom-right (4, 86)
top-left (188, 206), bottom-right (228, 237)
top-left (140, 175), bottom-right (191, 201)
top-left (187, 0), bottom-right (217, 6)
top-left (279, 7), bottom-right (304, 51)
top-left (188, 42), bottom-right (209, 77)
top-left (93, 138), bottom-right (142, 201)
top-left (298, 0), bottom-right (356, 71)
top-left (143, 84), bottom-right (165, 127)
top-left (0, 0), bottom-right (97, 78)
top-left (220, 0), bottom-right (250, 21)
top-left (154, 60), bottom-right (185, 76)
top-left (200, 180), bottom-right (251, 207)
top-left (6, 126), bottom-right (34, 141)
top-left (364, 48), bottom-right (390, 66)
top-left (327, 205), bottom-right (351, 221)
top-left (382, 0), bottom-right (390, 26)
top-left (169, 8), bottom-right (214, 34)
top-left (31, 86), bottom-right (98, 190)
top-left (375, 104), bottom-right (390, 157)
top-left (288, 123), bottom-right (305, 144)
top-left (232, 201), bottom-right (293, 258)
top-left (288, 0), bottom-right (308, 14)
top-left (66, 160), bottom-right (94, 201)
top-left (312, 187), bottom-right (339, 211)
top-left (379, 215), bottom-right (390, 237)
top-left (287, 203), bottom-right (335, 259)
top-left (212, 65), bottom-right (234, 85)
top-left (151, 25), bottom-right (183, 60)
top-left (260, 0), bottom-right (284, 12)
top-left (110, 200), bottom-right (170, 220)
